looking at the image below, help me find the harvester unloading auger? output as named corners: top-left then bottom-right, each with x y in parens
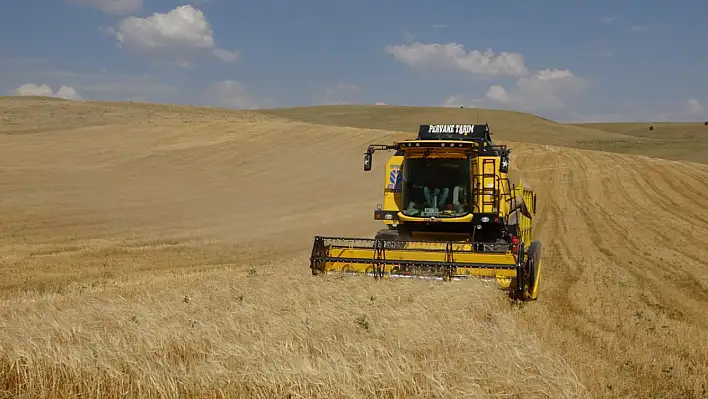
top-left (310, 123), bottom-right (541, 300)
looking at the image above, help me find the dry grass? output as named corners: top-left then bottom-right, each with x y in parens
top-left (570, 121), bottom-right (708, 164)
top-left (509, 143), bottom-right (708, 398)
top-left (0, 257), bottom-right (586, 399)
top-left (2, 96), bottom-right (708, 398)
top-left (0, 97), bottom-right (587, 398)
top-left (255, 105), bottom-right (644, 149)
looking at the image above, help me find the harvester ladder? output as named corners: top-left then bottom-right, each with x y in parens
top-left (500, 177), bottom-right (515, 219)
top-left (480, 158), bottom-right (499, 213)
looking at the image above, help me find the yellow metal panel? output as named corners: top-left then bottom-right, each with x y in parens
top-left (508, 180), bottom-right (536, 244)
top-left (325, 248), bottom-right (517, 265)
top-left (381, 154), bottom-right (403, 226)
top-left (397, 214), bottom-right (473, 223)
top-left (321, 260), bottom-right (517, 281)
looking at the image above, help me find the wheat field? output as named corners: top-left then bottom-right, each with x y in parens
top-left (1, 97), bottom-right (708, 398)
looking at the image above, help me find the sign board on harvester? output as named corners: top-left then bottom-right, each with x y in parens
top-left (417, 124), bottom-right (490, 141)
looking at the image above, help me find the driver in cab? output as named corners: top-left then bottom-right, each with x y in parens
top-left (421, 166), bottom-right (451, 210)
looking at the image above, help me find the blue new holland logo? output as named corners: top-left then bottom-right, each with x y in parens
top-left (388, 169), bottom-right (402, 191)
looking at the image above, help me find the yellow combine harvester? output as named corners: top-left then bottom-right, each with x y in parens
top-left (310, 123), bottom-right (542, 300)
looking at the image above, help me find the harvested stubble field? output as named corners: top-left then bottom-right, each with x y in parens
top-left (1, 97), bottom-right (708, 398)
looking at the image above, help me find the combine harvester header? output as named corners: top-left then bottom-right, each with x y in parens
top-left (310, 123), bottom-right (542, 300)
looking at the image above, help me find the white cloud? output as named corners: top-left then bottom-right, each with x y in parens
top-left (55, 86), bottom-right (83, 100)
top-left (106, 5), bottom-right (238, 65)
top-left (312, 83), bottom-right (361, 105)
top-left (442, 94), bottom-right (474, 108)
top-left (212, 48), bottom-right (239, 63)
top-left (74, 0), bottom-right (142, 15)
top-left (685, 98), bottom-right (705, 116)
top-left (384, 42), bottom-right (528, 77)
top-left (13, 83), bottom-right (53, 97)
top-left (443, 68), bottom-right (588, 112)
top-left (203, 80), bottom-right (268, 110)
top-left (386, 41), bottom-right (592, 117)
top-left (12, 83), bottom-right (82, 100)
top-left (600, 16), bottom-right (617, 24)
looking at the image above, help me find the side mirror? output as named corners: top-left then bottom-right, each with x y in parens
top-left (364, 152), bottom-right (372, 171)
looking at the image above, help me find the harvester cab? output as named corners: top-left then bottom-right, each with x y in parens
top-left (310, 123), bottom-right (542, 301)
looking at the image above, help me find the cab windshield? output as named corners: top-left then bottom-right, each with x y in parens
top-left (401, 157), bottom-right (471, 218)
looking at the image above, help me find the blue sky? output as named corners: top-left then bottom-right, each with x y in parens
top-left (1, 0), bottom-right (707, 122)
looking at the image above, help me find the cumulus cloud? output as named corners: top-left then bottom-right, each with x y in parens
top-left (386, 40), bottom-right (591, 115)
top-left (212, 48), bottom-right (239, 63)
top-left (384, 42), bottom-right (528, 77)
top-left (55, 86), bottom-right (83, 100)
top-left (488, 68), bottom-right (588, 110)
top-left (13, 83), bottom-right (53, 97)
top-left (106, 5), bottom-right (238, 65)
top-left (12, 83), bottom-right (83, 100)
top-left (685, 98), bottom-right (705, 116)
top-left (203, 80), bottom-right (268, 110)
top-left (312, 83), bottom-right (361, 105)
top-left (442, 94), bottom-right (472, 108)
top-left (443, 68), bottom-right (588, 112)
top-left (74, 0), bottom-right (141, 15)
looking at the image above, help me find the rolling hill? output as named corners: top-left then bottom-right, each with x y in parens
top-left (2, 96), bottom-right (708, 398)
top-left (257, 105), bottom-right (708, 164)
top-left (570, 121), bottom-right (708, 164)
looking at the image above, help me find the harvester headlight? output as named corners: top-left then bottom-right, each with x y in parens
top-left (385, 214), bottom-right (393, 220)
top-left (481, 216), bottom-right (490, 223)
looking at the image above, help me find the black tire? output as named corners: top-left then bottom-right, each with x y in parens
top-left (526, 240), bottom-right (542, 300)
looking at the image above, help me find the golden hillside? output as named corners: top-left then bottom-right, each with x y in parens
top-left (257, 105), bottom-right (708, 164)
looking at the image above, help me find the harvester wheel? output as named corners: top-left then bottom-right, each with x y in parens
top-left (525, 240), bottom-right (542, 300)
